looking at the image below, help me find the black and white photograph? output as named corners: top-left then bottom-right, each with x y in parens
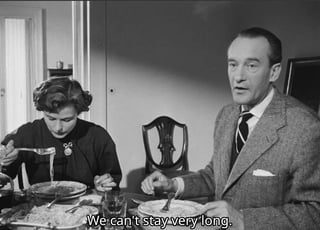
top-left (0, 1), bottom-right (320, 230)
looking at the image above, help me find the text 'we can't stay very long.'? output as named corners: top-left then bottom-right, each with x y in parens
top-left (86, 215), bottom-right (232, 229)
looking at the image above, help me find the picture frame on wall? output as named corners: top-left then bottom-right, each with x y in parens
top-left (284, 56), bottom-right (320, 116)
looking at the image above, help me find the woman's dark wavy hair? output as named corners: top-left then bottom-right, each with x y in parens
top-left (33, 77), bottom-right (93, 114)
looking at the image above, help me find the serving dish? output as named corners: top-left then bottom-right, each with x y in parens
top-left (36, 190), bottom-right (87, 201)
top-left (138, 199), bottom-right (204, 218)
top-left (30, 181), bottom-right (87, 200)
top-left (1, 203), bottom-right (98, 230)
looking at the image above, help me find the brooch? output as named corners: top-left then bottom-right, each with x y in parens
top-left (63, 142), bottom-right (73, 156)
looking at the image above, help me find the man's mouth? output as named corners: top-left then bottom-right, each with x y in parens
top-left (234, 86), bottom-right (248, 92)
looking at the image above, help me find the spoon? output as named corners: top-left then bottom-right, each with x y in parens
top-left (160, 192), bottom-right (175, 212)
top-left (65, 199), bottom-right (93, 213)
top-left (16, 147), bottom-right (56, 156)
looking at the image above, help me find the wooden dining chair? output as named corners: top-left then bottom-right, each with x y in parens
top-left (142, 116), bottom-right (189, 178)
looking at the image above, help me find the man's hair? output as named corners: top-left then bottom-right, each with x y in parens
top-left (237, 27), bottom-right (282, 66)
top-left (33, 77), bottom-right (92, 114)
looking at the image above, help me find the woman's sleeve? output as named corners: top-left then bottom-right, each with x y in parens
top-left (1, 129), bottom-right (24, 179)
top-left (95, 129), bottom-right (122, 189)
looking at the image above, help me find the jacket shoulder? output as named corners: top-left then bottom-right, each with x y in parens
top-left (284, 95), bottom-right (320, 124)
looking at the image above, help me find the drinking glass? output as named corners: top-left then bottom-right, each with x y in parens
top-left (102, 190), bottom-right (127, 230)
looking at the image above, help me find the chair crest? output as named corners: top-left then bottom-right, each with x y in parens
top-left (142, 116), bottom-right (189, 175)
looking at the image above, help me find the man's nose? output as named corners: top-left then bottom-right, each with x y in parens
top-left (233, 65), bottom-right (246, 82)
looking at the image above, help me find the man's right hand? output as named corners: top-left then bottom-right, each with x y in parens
top-left (141, 171), bottom-right (177, 195)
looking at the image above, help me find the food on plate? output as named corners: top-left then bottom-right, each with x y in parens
top-left (37, 184), bottom-right (74, 196)
top-left (79, 194), bottom-right (102, 205)
top-left (138, 199), bottom-right (204, 218)
top-left (1, 203), bottom-right (97, 227)
top-left (30, 181), bottom-right (87, 197)
top-left (23, 204), bottom-right (97, 226)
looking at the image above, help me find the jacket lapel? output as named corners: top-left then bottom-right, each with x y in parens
top-left (214, 105), bottom-right (240, 199)
top-left (222, 89), bottom-right (287, 195)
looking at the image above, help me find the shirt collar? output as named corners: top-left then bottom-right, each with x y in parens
top-left (241, 87), bottom-right (275, 119)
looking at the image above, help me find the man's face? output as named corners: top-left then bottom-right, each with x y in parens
top-left (227, 36), bottom-right (280, 109)
top-left (43, 104), bottom-right (78, 139)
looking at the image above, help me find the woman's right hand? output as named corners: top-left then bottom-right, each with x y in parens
top-left (0, 140), bottom-right (19, 166)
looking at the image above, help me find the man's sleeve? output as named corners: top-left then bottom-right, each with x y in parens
top-left (177, 108), bottom-right (227, 199)
top-left (179, 157), bottom-right (216, 198)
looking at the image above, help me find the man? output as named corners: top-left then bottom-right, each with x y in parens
top-left (141, 27), bottom-right (320, 230)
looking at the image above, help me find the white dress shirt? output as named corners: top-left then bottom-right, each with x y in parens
top-left (238, 87), bottom-right (275, 138)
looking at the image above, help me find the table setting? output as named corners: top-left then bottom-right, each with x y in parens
top-left (0, 180), bottom-right (101, 229)
top-left (0, 182), bottom-right (227, 230)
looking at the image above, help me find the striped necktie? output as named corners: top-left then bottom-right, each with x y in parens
top-left (236, 112), bottom-right (253, 154)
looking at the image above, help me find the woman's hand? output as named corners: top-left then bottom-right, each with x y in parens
top-left (0, 140), bottom-right (19, 166)
top-left (94, 173), bottom-right (117, 192)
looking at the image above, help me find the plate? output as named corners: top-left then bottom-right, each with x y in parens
top-left (35, 190), bottom-right (87, 201)
top-left (30, 181), bottom-right (87, 199)
top-left (138, 199), bottom-right (204, 218)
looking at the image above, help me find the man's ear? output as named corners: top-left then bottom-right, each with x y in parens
top-left (269, 63), bottom-right (281, 82)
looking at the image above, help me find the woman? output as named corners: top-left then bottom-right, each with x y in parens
top-left (0, 77), bottom-right (122, 192)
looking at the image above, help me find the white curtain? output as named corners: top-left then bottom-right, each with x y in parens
top-left (5, 18), bottom-right (28, 133)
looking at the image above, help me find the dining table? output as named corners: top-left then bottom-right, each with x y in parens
top-left (0, 188), bottom-right (224, 230)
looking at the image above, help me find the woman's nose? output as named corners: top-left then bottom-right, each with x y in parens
top-left (54, 121), bottom-right (63, 132)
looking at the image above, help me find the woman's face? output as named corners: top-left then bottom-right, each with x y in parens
top-left (43, 104), bottom-right (78, 139)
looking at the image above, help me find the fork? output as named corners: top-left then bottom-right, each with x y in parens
top-left (16, 147), bottom-right (56, 155)
top-left (65, 199), bottom-right (93, 213)
top-left (160, 192), bottom-right (175, 212)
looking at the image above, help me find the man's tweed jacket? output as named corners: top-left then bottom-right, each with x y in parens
top-left (181, 88), bottom-right (320, 230)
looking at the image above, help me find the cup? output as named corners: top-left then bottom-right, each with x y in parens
top-left (56, 60), bottom-right (64, 69)
top-left (102, 190), bottom-right (127, 230)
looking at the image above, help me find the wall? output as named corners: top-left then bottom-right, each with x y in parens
top-left (105, 1), bottom-right (320, 191)
top-left (89, 2), bottom-right (107, 128)
top-left (0, 1), bottom-right (72, 71)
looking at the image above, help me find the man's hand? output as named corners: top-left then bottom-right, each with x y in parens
top-left (0, 140), bottom-right (19, 166)
top-left (204, 200), bottom-right (244, 230)
top-left (94, 173), bottom-right (117, 192)
top-left (141, 171), bottom-right (177, 195)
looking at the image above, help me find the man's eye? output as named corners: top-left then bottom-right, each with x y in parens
top-left (246, 63), bottom-right (258, 72)
top-left (228, 63), bottom-right (237, 70)
top-left (48, 117), bottom-right (55, 121)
